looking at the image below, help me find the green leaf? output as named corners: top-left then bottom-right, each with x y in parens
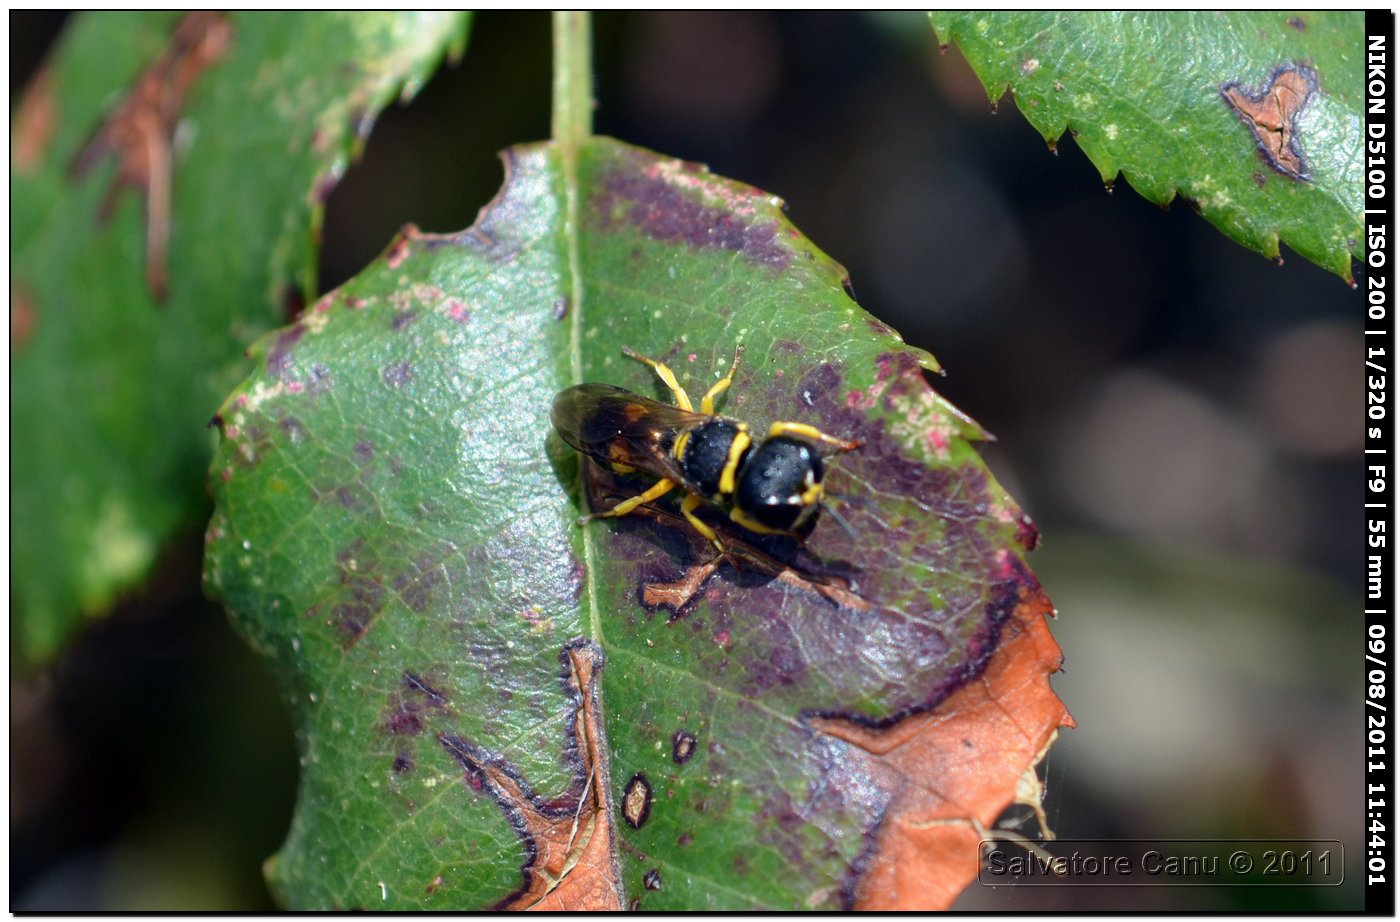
top-left (929, 11), bottom-right (1363, 282)
top-left (205, 136), bottom-right (1054, 909)
top-left (12, 11), bottom-right (469, 660)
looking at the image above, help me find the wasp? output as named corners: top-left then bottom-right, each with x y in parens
top-left (551, 345), bottom-right (861, 552)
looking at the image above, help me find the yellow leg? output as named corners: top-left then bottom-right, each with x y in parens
top-left (768, 420), bottom-right (861, 452)
top-left (699, 345), bottom-right (745, 415)
top-left (582, 477), bottom-right (676, 522)
top-left (681, 492), bottom-right (725, 551)
top-left (729, 505), bottom-right (784, 535)
top-left (622, 347), bottom-right (693, 411)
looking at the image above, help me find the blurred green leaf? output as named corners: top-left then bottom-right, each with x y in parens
top-left (205, 136), bottom-right (1052, 909)
top-left (930, 11), bottom-right (1363, 282)
top-left (12, 11), bottom-right (469, 660)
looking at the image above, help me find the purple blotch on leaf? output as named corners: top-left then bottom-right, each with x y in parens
top-left (266, 323), bottom-right (306, 382)
top-left (593, 152), bottom-right (792, 271)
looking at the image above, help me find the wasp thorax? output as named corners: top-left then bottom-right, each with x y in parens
top-left (679, 418), bottom-right (749, 498)
top-left (735, 437), bottom-right (823, 532)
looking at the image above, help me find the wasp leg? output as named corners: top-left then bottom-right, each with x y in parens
top-left (728, 505), bottom-right (785, 535)
top-left (622, 347), bottom-right (694, 411)
top-left (581, 477), bottom-right (676, 523)
top-left (679, 492), bottom-right (724, 550)
top-left (681, 493), bottom-right (741, 570)
top-left (699, 345), bottom-right (745, 415)
top-left (768, 420), bottom-right (862, 452)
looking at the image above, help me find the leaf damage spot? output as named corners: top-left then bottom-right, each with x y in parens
top-left (281, 284), bottom-right (307, 322)
top-left (307, 362), bottom-right (332, 395)
top-left (639, 557), bottom-right (722, 617)
top-left (310, 162), bottom-right (344, 206)
top-left (334, 485), bottom-right (362, 509)
top-left (391, 547), bottom-right (458, 614)
top-left (593, 150), bottom-right (792, 271)
top-left (799, 361), bottom-right (841, 407)
top-left (1220, 62), bottom-right (1318, 182)
top-left (385, 230), bottom-right (413, 269)
top-left (69, 11), bottom-right (233, 300)
top-left (13, 66), bottom-right (57, 175)
top-left (671, 730), bottom-right (698, 765)
top-left (12, 284), bottom-right (38, 350)
top-left (403, 670), bottom-right (448, 706)
top-left (310, 537), bottom-right (388, 650)
top-left (437, 640), bottom-right (623, 910)
top-left (806, 583), bottom-right (1072, 910)
top-left (277, 415), bottom-right (308, 446)
top-left (621, 773), bottom-right (653, 829)
top-left (1014, 514), bottom-right (1041, 552)
top-left (265, 323), bottom-right (308, 383)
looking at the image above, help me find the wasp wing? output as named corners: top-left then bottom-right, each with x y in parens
top-left (551, 384), bottom-right (706, 483)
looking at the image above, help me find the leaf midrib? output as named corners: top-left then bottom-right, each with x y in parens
top-left (560, 141), bottom-right (603, 651)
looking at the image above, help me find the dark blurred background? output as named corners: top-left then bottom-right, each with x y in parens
top-left (12, 11), bottom-right (1362, 910)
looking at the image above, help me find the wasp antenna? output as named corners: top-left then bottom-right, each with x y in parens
top-left (821, 500), bottom-right (860, 542)
top-left (815, 439), bottom-right (861, 459)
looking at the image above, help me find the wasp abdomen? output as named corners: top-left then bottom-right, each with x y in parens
top-left (735, 437), bottom-right (823, 532)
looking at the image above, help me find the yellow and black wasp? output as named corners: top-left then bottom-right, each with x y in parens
top-left (551, 345), bottom-right (861, 552)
